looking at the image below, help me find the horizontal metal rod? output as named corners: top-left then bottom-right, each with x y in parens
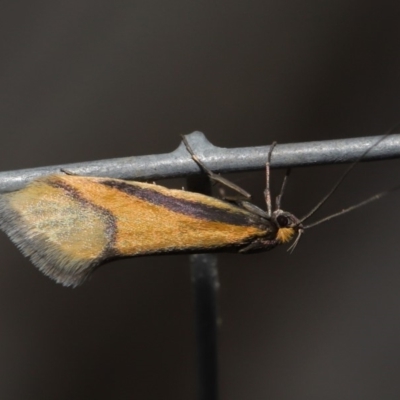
top-left (0, 131), bottom-right (399, 193)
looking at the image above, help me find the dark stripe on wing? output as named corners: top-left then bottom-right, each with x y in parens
top-left (101, 179), bottom-right (264, 227)
top-left (49, 178), bottom-right (118, 257)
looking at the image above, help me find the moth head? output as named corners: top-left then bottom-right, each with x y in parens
top-left (272, 210), bottom-right (304, 247)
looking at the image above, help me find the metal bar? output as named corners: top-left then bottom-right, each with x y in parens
top-left (0, 132), bottom-right (400, 193)
top-left (188, 174), bottom-right (219, 400)
top-left (190, 254), bottom-right (219, 400)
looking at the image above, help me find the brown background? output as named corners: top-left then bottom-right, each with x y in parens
top-left (0, 1), bottom-right (400, 399)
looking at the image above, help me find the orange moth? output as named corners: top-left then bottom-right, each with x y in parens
top-left (0, 135), bottom-right (394, 287)
top-left (0, 172), bottom-right (301, 287)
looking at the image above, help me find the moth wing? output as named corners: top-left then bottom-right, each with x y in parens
top-left (0, 178), bottom-right (113, 287)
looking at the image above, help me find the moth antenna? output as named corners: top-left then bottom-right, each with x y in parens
top-left (300, 132), bottom-right (394, 223)
top-left (304, 184), bottom-right (400, 229)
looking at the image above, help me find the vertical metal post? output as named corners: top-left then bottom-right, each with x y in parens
top-left (187, 175), bottom-right (219, 400)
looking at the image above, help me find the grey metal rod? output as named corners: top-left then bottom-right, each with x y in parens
top-left (0, 131), bottom-right (400, 193)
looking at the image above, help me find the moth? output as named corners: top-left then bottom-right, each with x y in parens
top-left (0, 135), bottom-right (395, 287)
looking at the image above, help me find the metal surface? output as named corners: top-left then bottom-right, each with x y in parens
top-left (190, 254), bottom-right (219, 400)
top-left (188, 173), bottom-right (219, 400)
top-left (0, 132), bottom-right (400, 193)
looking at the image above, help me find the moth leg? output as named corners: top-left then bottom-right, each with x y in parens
top-left (60, 168), bottom-right (78, 176)
top-left (276, 168), bottom-right (291, 210)
top-left (239, 238), bottom-right (279, 253)
top-left (182, 135), bottom-right (251, 199)
top-left (263, 141), bottom-right (277, 217)
top-left (236, 200), bottom-right (269, 218)
top-left (216, 187), bottom-right (250, 203)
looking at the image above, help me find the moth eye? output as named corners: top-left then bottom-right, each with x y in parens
top-left (277, 215), bottom-right (289, 227)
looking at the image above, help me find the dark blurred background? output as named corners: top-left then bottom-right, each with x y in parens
top-left (0, 1), bottom-right (400, 399)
